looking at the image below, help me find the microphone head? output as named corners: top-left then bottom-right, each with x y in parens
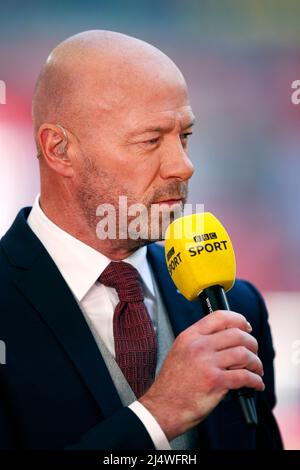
top-left (164, 212), bottom-right (236, 300)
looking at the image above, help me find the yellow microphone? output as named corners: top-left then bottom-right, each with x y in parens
top-left (165, 212), bottom-right (258, 426)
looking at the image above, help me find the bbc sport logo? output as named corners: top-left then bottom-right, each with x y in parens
top-left (0, 80), bottom-right (6, 104)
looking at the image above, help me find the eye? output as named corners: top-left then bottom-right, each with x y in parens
top-left (146, 137), bottom-right (160, 145)
top-left (181, 132), bottom-right (193, 140)
top-left (138, 137), bottom-right (160, 148)
top-left (181, 132), bottom-right (193, 147)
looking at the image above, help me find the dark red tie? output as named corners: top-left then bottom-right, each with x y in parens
top-left (99, 261), bottom-right (157, 398)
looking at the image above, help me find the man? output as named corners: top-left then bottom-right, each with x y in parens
top-left (0, 30), bottom-right (282, 450)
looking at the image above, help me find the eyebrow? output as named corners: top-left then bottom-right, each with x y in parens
top-left (130, 119), bottom-right (195, 137)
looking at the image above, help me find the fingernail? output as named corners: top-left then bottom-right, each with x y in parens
top-left (246, 321), bottom-right (252, 332)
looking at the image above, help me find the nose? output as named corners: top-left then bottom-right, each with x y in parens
top-left (159, 141), bottom-right (194, 182)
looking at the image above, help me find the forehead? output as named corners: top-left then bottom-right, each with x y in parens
top-left (123, 79), bottom-right (193, 133)
top-left (92, 67), bottom-right (193, 131)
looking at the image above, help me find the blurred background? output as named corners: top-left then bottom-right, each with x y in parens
top-left (1, 0), bottom-right (299, 449)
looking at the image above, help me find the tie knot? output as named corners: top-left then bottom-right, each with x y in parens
top-left (99, 261), bottom-right (144, 302)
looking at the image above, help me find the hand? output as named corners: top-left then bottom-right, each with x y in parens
top-left (139, 310), bottom-right (264, 441)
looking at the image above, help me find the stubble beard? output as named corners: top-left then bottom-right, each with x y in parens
top-left (76, 157), bottom-right (188, 251)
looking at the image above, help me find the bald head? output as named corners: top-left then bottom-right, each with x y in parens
top-left (32, 30), bottom-right (186, 150)
top-left (32, 30), bottom-right (194, 257)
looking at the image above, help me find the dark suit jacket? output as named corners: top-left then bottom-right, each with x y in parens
top-left (0, 208), bottom-right (283, 450)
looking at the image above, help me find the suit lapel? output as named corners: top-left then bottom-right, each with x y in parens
top-left (1, 208), bottom-right (122, 418)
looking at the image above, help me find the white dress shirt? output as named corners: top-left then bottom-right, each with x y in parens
top-left (27, 196), bottom-right (170, 450)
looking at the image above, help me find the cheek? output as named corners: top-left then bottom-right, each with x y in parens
top-left (114, 157), bottom-right (162, 196)
top-left (85, 139), bottom-right (162, 196)
top-left (129, 163), bottom-right (161, 200)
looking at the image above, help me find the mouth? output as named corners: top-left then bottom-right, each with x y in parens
top-left (153, 196), bottom-right (184, 205)
top-left (155, 198), bottom-right (184, 206)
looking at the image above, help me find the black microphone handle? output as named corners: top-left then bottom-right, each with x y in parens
top-left (198, 285), bottom-right (258, 427)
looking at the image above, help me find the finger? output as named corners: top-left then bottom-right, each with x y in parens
top-left (211, 328), bottom-right (258, 354)
top-left (223, 369), bottom-right (265, 392)
top-left (194, 310), bottom-right (252, 336)
top-left (216, 347), bottom-right (264, 376)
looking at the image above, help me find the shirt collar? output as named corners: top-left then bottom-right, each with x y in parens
top-left (27, 195), bottom-right (155, 302)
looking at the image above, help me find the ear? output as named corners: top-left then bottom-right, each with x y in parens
top-left (37, 123), bottom-right (75, 176)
